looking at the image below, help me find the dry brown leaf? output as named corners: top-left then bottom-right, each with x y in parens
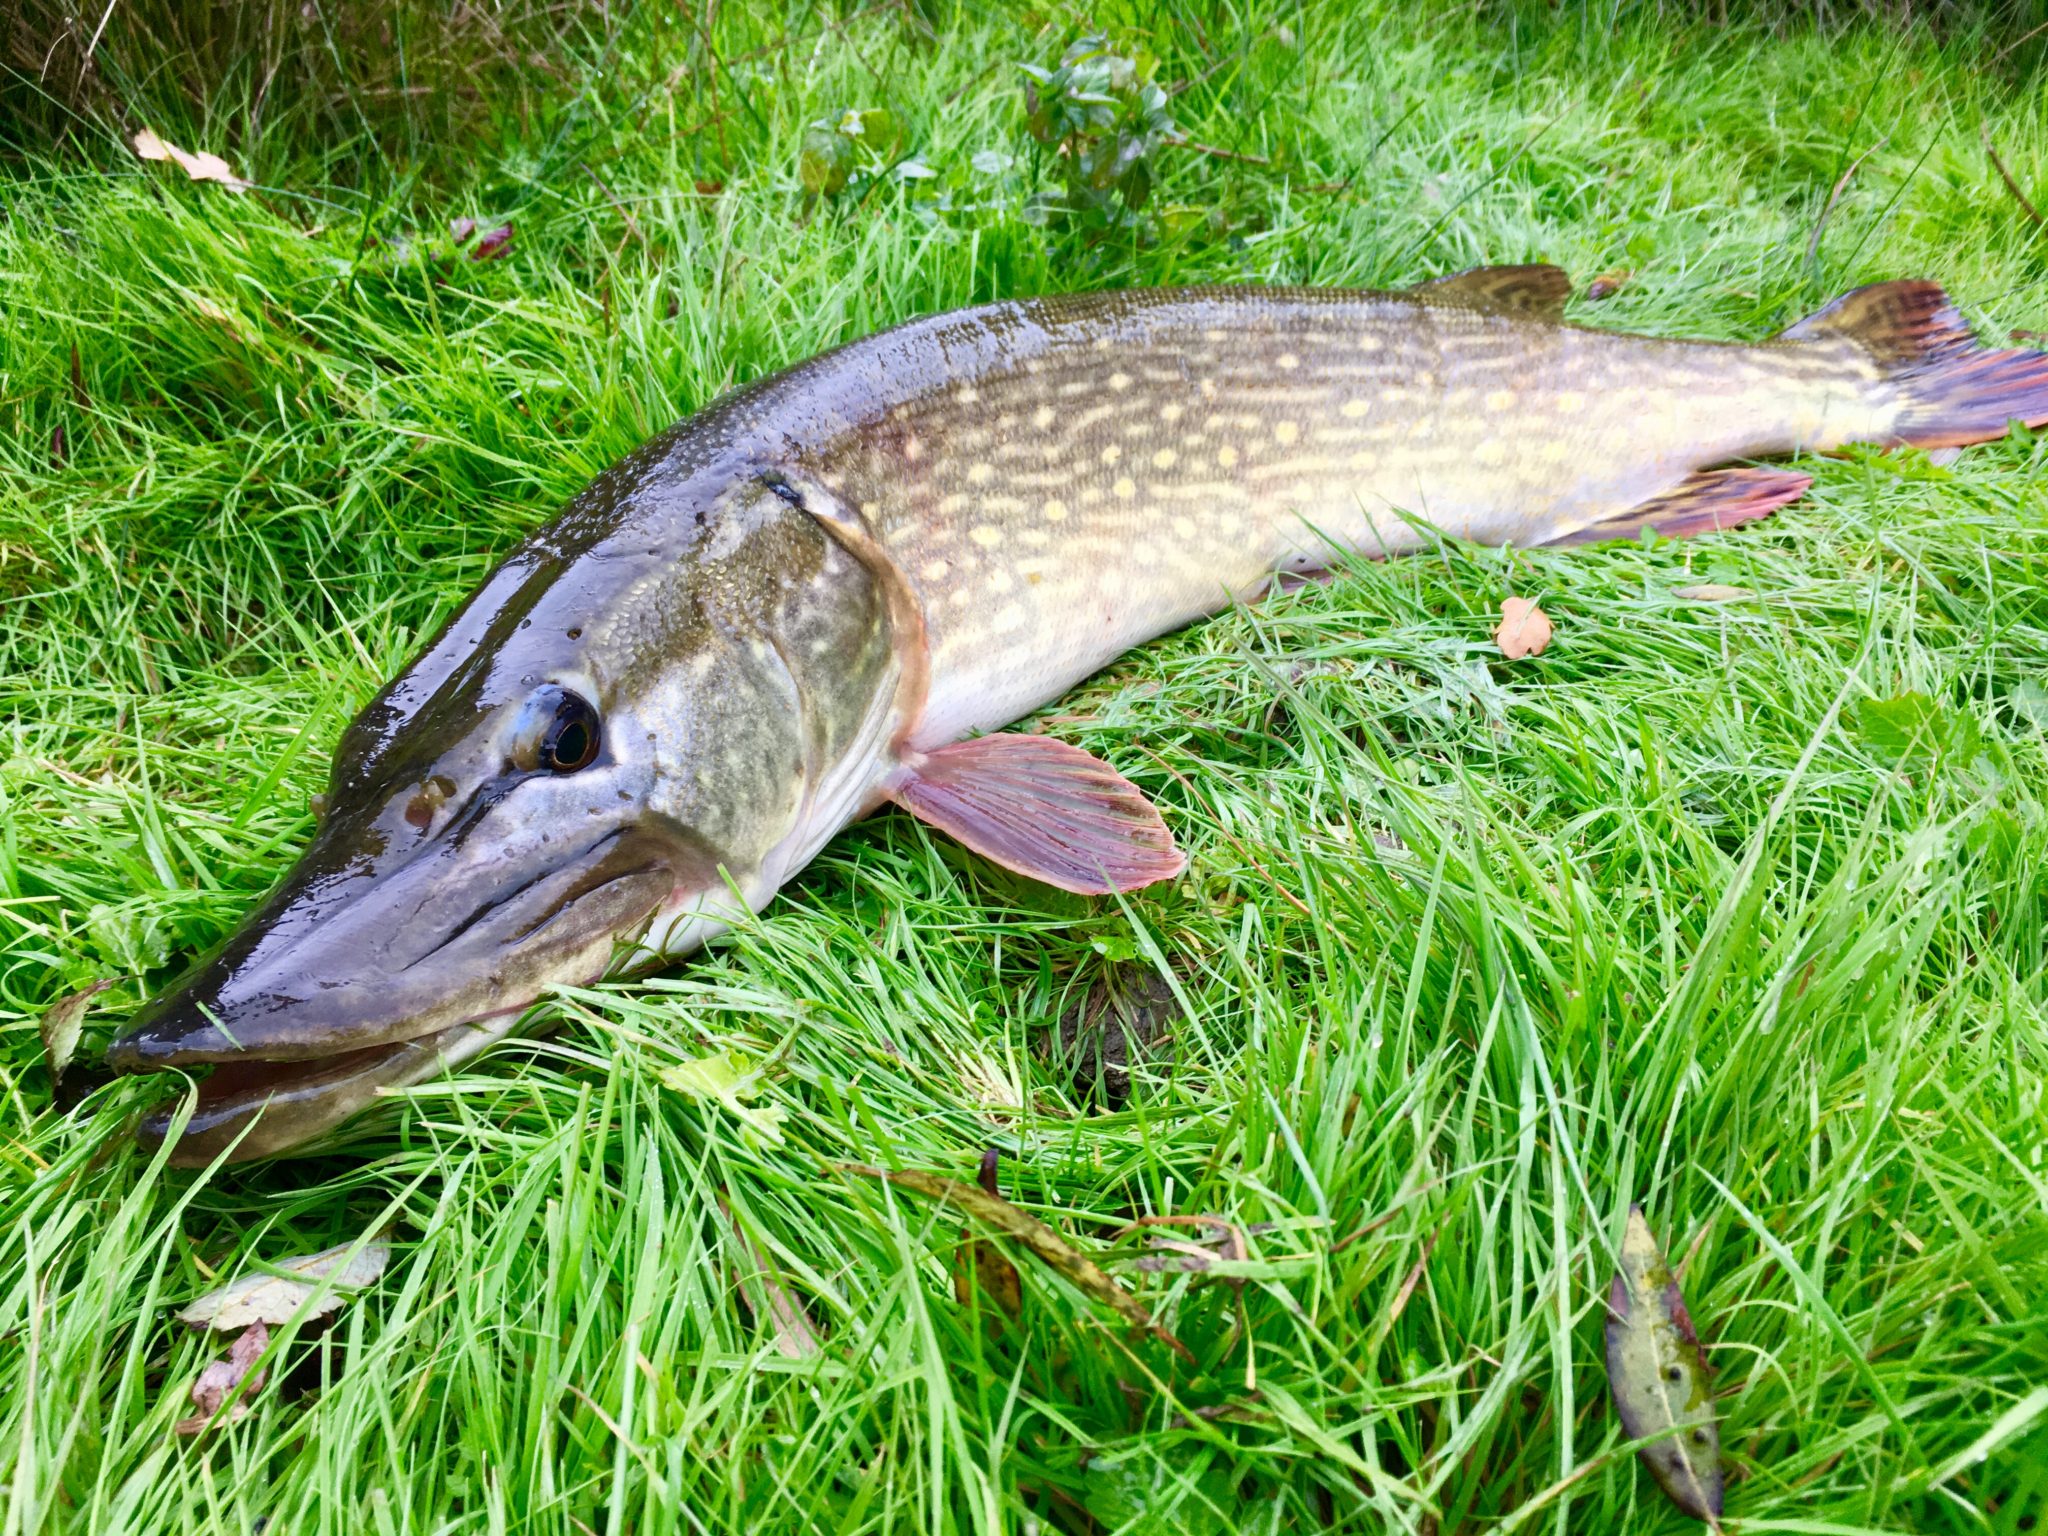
top-left (952, 1149), bottom-right (1024, 1323)
top-left (175, 1235), bottom-right (389, 1331)
top-left (177, 1320), bottom-right (268, 1436)
top-left (722, 1201), bottom-right (825, 1359)
top-left (1673, 584), bottom-right (1753, 603)
top-left (843, 1161), bottom-right (1190, 1360)
top-left (40, 979), bottom-right (115, 1086)
top-left (1605, 1206), bottom-right (1723, 1524)
top-left (132, 129), bottom-right (249, 192)
top-left (1495, 597), bottom-right (1553, 659)
top-left (1586, 269), bottom-right (1634, 301)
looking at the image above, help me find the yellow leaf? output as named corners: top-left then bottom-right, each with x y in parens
top-left (658, 1049), bottom-right (788, 1147)
top-left (132, 129), bottom-right (250, 192)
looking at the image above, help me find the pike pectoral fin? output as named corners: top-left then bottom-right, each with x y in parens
top-left (1546, 467), bottom-right (1813, 547)
top-left (886, 735), bottom-right (1186, 895)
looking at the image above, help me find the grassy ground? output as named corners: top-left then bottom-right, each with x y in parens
top-left (5, 2), bottom-right (2048, 1531)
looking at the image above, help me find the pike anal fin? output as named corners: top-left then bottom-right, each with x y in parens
top-left (886, 735), bottom-right (1186, 895)
top-left (1546, 466), bottom-right (1813, 547)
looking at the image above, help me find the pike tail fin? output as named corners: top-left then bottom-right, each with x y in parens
top-left (1782, 280), bottom-right (2048, 451)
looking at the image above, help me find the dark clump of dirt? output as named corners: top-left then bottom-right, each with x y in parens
top-left (1053, 963), bottom-right (1182, 1110)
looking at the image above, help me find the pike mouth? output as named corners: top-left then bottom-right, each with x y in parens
top-left (136, 1015), bottom-right (514, 1167)
top-left (111, 821), bottom-right (692, 1164)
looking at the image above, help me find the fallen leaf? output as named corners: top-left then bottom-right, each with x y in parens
top-left (952, 1149), bottom-right (1024, 1323)
top-left (1586, 269), bottom-right (1633, 301)
top-left (843, 1161), bottom-right (1190, 1360)
top-left (659, 1049), bottom-right (787, 1147)
top-left (40, 979), bottom-right (115, 1087)
top-left (178, 1320), bottom-right (269, 1434)
top-left (1673, 584), bottom-right (1753, 603)
top-left (1605, 1205), bottom-right (1723, 1524)
top-left (132, 129), bottom-right (250, 192)
top-left (1495, 597), bottom-right (1553, 659)
top-left (722, 1201), bottom-right (825, 1358)
top-left (470, 222), bottom-right (514, 261)
top-left (175, 1235), bottom-right (390, 1331)
top-left (1125, 1215), bottom-right (1244, 1276)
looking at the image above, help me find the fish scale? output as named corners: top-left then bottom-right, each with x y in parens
top-left (800, 286), bottom-right (1883, 742)
top-left (106, 267), bottom-right (2048, 1162)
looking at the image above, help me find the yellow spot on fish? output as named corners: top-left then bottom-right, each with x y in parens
top-left (1020, 527), bottom-right (1050, 547)
top-left (1152, 448), bottom-right (1177, 470)
top-left (1379, 387), bottom-right (1409, 404)
top-left (1108, 371), bottom-right (1133, 391)
top-left (1102, 444), bottom-right (1122, 465)
top-left (988, 569), bottom-right (1014, 594)
top-left (1200, 379), bottom-right (1219, 400)
top-left (1218, 445), bottom-right (1240, 468)
top-left (956, 384), bottom-right (980, 404)
top-left (1032, 405), bottom-right (1055, 429)
top-left (1043, 498), bottom-right (1068, 521)
top-left (1341, 398), bottom-right (1369, 419)
top-left (1277, 352), bottom-right (1300, 370)
top-left (967, 463), bottom-right (993, 485)
top-left (1357, 335), bottom-right (1383, 353)
top-left (860, 500), bottom-right (879, 516)
top-left (950, 586), bottom-right (975, 607)
top-left (1475, 441), bottom-right (1507, 467)
top-left (1275, 421), bottom-right (1301, 445)
top-left (1161, 402), bottom-right (1184, 423)
top-left (970, 525), bottom-right (1004, 548)
top-left (921, 559), bottom-right (951, 581)
top-left (1171, 516), bottom-right (1196, 539)
top-left (992, 603), bottom-right (1026, 633)
top-left (1113, 476), bottom-right (1137, 499)
top-left (1486, 389), bottom-right (1517, 412)
top-left (904, 437), bottom-right (923, 462)
top-left (1540, 440), bottom-right (1570, 463)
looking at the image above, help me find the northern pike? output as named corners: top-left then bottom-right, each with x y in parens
top-left (108, 266), bottom-right (2048, 1163)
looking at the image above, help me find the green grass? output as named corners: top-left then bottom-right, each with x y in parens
top-left (5, 2), bottom-right (2048, 1531)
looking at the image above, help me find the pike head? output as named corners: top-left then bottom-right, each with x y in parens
top-left (107, 452), bottom-right (899, 1164)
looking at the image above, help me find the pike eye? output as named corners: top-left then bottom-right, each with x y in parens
top-left (512, 686), bottom-right (602, 774)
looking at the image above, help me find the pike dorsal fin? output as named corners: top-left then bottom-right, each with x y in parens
top-left (1779, 279), bottom-right (1975, 369)
top-left (886, 734), bottom-right (1185, 895)
top-left (1414, 263), bottom-right (1572, 317)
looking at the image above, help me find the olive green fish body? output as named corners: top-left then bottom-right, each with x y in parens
top-left (109, 271), bottom-right (2048, 1162)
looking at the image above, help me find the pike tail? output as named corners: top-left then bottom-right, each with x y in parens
top-left (1781, 279), bottom-right (2048, 450)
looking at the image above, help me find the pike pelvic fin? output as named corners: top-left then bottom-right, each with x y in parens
top-left (1545, 467), bottom-right (1813, 547)
top-left (1783, 279), bottom-right (2048, 450)
top-left (886, 734), bottom-right (1186, 895)
top-left (1414, 263), bottom-right (1572, 317)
